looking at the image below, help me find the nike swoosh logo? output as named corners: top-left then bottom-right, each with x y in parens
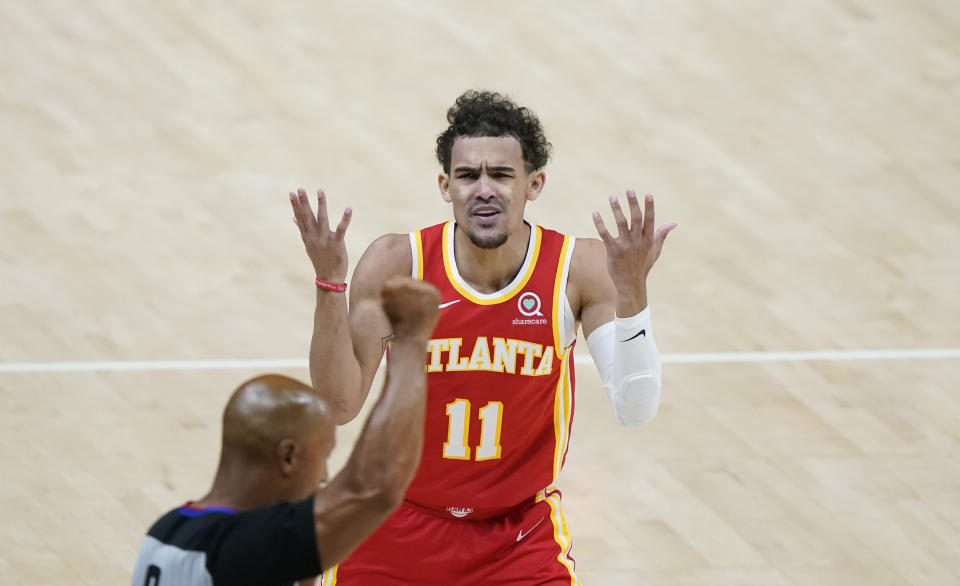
top-left (516, 517), bottom-right (544, 542)
top-left (438, 300), bottom-right (461, 309)
top-left (620, 328), bottom-right (646, 342)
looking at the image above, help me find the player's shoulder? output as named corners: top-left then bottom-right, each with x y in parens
top-left (359, 233), bottom-right (411, 264)
top-left (567, 237), bottom-right (612, 297)
top-left (357, 220), bottom-right (446, 271)
top-left (570, 237), bottom-right (606, 267)
top-left (363, 233), bottom-right (411, 257)
top-left (353, 233), bottom-right (414, 291)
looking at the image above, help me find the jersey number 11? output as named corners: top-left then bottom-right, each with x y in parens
top-left (442, 399), bottom-right (503, 461)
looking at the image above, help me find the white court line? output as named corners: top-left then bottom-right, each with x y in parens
top-left (662, 348), bottom-right (960, 363)
top-left (0, 348), bottom-right (958, 373)
top-left (0, 358), bottom-right (308, 374)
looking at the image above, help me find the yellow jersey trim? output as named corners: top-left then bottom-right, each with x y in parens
top-left (551, 352), bottom-right (573, 482)
top-left (544, 488), bottom-right (581, 585)
top-left (320, 565), bottom-right (338, 585)
top-left (410, 230), bottom-right (425, 281)
top-left (551, 235), bottom-right (572, 356)
top-left (441, 221), bottom-right (542, 305)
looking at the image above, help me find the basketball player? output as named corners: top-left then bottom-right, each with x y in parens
top-left (290, 90), bottom-right (675, 584)
top-left (130, 277), bottom-right (441, 586)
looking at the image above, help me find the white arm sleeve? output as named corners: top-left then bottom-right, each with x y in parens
top-left (585, 307), bottom-right (662, 426)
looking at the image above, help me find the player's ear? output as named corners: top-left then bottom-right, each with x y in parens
top-left (276, 438), bottom-right (298, 476)
top-left (526, 170), bottom-right (545, 202)
top-left (439, 173), bottom-right (452, 203)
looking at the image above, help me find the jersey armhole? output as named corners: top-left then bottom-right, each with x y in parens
top-left (409, 231), bottom-right (424, 280)
top-left (558, 238), bottom-right (577, 350)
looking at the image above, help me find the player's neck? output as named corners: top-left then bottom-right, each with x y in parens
top-left (454, 222), bottom-right (531, 294)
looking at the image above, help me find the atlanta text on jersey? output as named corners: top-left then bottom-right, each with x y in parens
top-left (426, 337), bottom-right (555, 375)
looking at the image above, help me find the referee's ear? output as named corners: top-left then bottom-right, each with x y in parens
top-left (277, 437), bottom-right (299, 476)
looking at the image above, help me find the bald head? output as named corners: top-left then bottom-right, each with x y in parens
top-left (222, 374), bottom-right (333, 464)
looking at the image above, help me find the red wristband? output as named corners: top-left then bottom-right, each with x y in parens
top-left (315, 278), bottom-right (347, 292)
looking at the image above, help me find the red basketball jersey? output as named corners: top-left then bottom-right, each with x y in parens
top-left (403, 220), bottom-right (577, 518)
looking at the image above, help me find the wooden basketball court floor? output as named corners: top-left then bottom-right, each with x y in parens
top-left (1, 1), bottom-right (958, 584)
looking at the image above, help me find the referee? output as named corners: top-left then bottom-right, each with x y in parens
top-left (131, 277), bottom-right (440, 586)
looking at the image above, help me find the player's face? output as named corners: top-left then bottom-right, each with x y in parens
top-left (439, 136), bottom-right (545, 249)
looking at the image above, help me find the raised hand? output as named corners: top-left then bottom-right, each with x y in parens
top-left (381, 277), bottom-right (441, 340)
top-left (290, 188), bottom-right (352, 281)
top-left (592, 190), bottom-right (676, 295)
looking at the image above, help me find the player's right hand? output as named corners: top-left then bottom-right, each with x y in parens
top-left (381, 277), bottom-right (441, 340)
top-left (290, 188), bottom-right (352, 282)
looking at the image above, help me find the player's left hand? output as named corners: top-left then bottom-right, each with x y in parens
top-left (592, 190), bottom-right (676, 294)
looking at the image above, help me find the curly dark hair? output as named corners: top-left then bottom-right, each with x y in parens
top-left (435, 90), bottom-right (552, 174)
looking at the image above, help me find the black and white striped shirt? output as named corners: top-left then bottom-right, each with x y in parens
top-left (131, 496), bottom-right (320, 586)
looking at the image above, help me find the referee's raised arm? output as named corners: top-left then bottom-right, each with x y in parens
top-left (309, 276), bottom-right (439, 569)
top-left (130, 277), bottom-right (439, 586)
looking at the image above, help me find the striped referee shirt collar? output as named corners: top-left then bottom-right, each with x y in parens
top-left (178, 502), bottom-right (238, 517)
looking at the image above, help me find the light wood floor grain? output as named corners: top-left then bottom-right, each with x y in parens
top-left (1, 1), bottom-right (958, 584)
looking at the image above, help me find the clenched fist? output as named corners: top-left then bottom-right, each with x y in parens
top-left (381, 277), bottom-right (441, 341)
